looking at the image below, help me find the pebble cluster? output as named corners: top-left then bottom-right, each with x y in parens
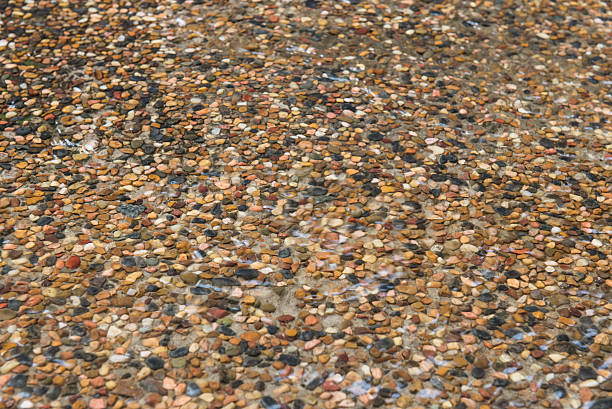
top-left (0, 0), bottom-right (611, 408)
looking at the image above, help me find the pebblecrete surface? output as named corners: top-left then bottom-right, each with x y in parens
top-left (0, 0), bottom-right (611, 409)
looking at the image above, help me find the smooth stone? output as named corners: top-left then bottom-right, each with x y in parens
top-left (235, 268), bottom-right (259, 280)
top-left (591, 398), bottom-right (612, 409)
top-left (121, 256), bottom-right (137, 267)
top-left (549, 294), bottom-right (569, 307)
top-left (145, 356), bottom-right (165, 370)
top-left (141, 380), bottom-right (166, 395)
top-left (171, 358), bottom-right (186, 368)
top-left (111, 296), bottom-right (133, 307)
top-left (113, 381), bottom-right (143, 398)
top-left (578, 366), bottom-right (597, 380)
top-left (260, 303), bottom-right (276, 313)
top-left (107, 326), bottom-right (122, 338)
top-left (471, 367), bottom-right (485, 379)
top-left (225, 346), bottom-right (241, 357)
top-left (142, 145), bottom-right (156, 154)
top-left (169, 347), bottom-right (188, 358)
top-left (180, 272), bottom-right (198, 284)
top-left (116, 204), bottom-right (145, 218)
top-left (367, 132), bottom-right (383, 141)
top-left (211, 277), bottom-right (240, 287)
top-left (185, 382), bottom-right (202, 397)
top-left (18, 401), bottom-right (33, 409)
top-left (472, 328), bottom-right (491, 340)
top-left (473, 356), bottom-right (489, 369)
top-left (599, 379), bottom-right (612, 391)
top-left (36, 216), bottom-right (54, 226)
top-left (444, 239), bottom-right (461, 251)
top-left (0, 309), bottom-right (17, 320)
top-left (278, 354), bottom-right (300, 366)
top-left (261, 396), bottom-right (281, 409)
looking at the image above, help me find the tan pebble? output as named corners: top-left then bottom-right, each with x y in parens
top-left (328, 218), bottom-right (343, 227)
top-left (594, 333), bottom-right (609, 345)
top-left (241, 332), bottom-right (260, 342)
top-left (507, 278), bottom-right (520, 289)
top-left (396, 285), bottom-right (417, 295)
top-left (0, 360), bottom-right (19, 374)
top-left (362, 254), bottom-right (377, 263)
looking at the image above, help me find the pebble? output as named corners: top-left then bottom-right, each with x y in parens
top-left (591, 398), bottom-right (612, 409)
top-left (261, 396), bottom-right (281, 409)
top-left (145, 357), bottom-right (165, 371)
top-left (180, 272), bottom-right (199, 284)
top-left (185, 382), bottom-right (202, 397)
top-left (0, 1), bottom-right (609, 408)
top-left (0, 310), bottom-right (17, 321)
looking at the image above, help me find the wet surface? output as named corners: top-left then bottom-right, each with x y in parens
top-left (0, 0), bottom-right (611, 408)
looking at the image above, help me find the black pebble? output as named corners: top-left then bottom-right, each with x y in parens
top-left (235, 268), bottom-right (259, 280)
top-left (145, 356), bottom-right (165, 370)
top-left (218, 325), bottom-right (235, 336)
top-left (7, 374), bottom-right (27, 388)
top-left (471, 367), bottom-right (485, 379)
top-left (578, 365), bottom-right (597, 380)
top-left (261, 396), bottom-right (281, 409)
top-left (121, 256), bottom-right (136, 267)
top-left (278, 353), bottom-right (300, 366)
top-left (367, 132), bottom-right (383, 141)
top-left (493, 378), bottom-right (509, 387)
top-left (472, 328), bottom-right (492, 340)
top-left (36, 216), bottom-right (54, 226)
top-left (47, 386), bottom-right (61, 400)
top-left (169, 346), bottom-right (188, 358)
top-left (212, 277), bottom-right (240, 287)
top-left (16, 126), bottom-right (32, 136)
top-left (591, 398), bottom-right (612, 409)
top-left (185, 382), bottom-right (202, 397)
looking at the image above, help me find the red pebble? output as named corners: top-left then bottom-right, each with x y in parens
top-left (66, 255), bottom-right (81, 269)
top-left (323, 381), bottom-right (340, 391)
top-left (208, 308), bottom-right (229, 319)
top-left (145, 393), bottom-right (162, 406)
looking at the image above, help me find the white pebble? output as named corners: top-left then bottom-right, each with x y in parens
top-left (107, 325), bottom-right (122, 338)
top-left (19, 400), bottom-right (33, 409)
top-left (109, 354), bottom-right (129, 363)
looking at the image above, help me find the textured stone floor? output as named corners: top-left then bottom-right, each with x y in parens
top-left (0, 0), bottom-right (611, 408)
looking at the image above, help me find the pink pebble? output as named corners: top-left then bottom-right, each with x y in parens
top-left (89, 398), bottom-right (106, 409)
